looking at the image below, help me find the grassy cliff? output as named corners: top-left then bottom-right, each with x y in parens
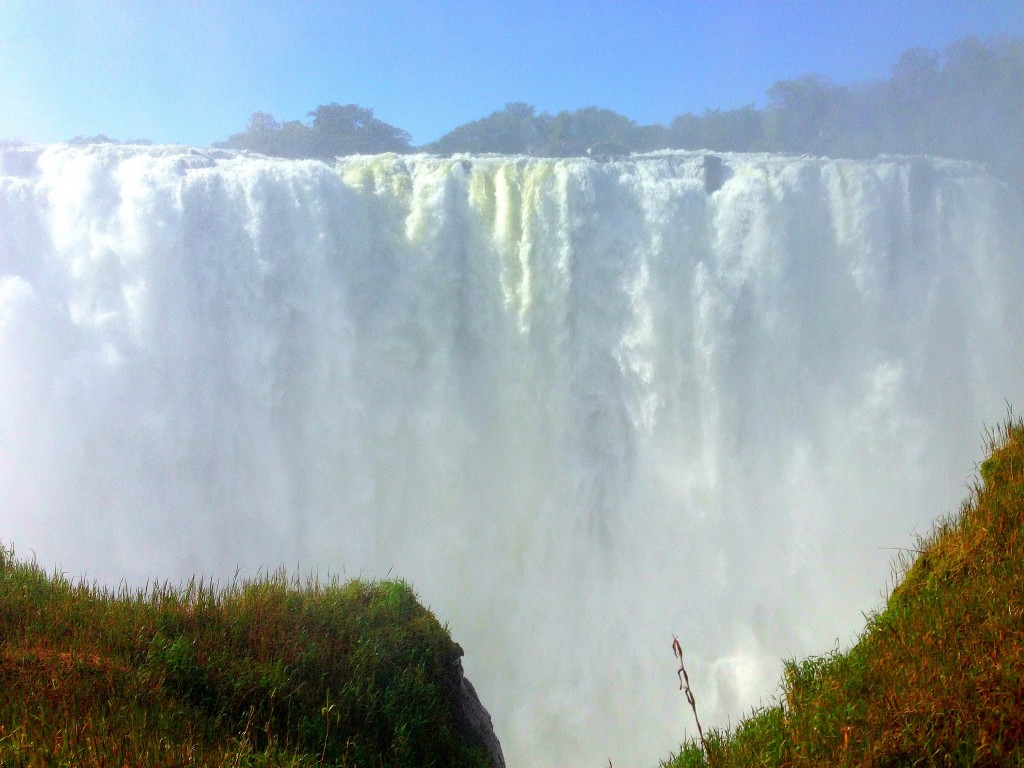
top-left (0, 555), bottom-right (492, 767)
top-left (5, 418), bottom-right (1022, 767)
top-left (664, 416), bottom-right (1024, 767)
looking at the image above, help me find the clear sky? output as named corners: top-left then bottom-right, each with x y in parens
top-left (2, 0), bottom-right (1023, 147)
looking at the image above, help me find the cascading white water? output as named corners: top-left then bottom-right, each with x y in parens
top-left (2, 143), bottom-right (1022, 767)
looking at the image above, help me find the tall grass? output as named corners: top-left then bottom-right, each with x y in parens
top-left (664, 416), bottom-right (1024, 767)
top-left (0, 553), bottom-right (491, 767)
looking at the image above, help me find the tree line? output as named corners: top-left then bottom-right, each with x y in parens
top-left (71, 37), bottom-right (1024, 187)
top-left (217, 104), bottom-right (411, 160)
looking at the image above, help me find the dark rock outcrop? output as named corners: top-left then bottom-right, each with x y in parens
top-left (703, 154), bottom-right (725, 193)
top-left (449, 651), bottom-right (505, 768)
top-left (587, 141), bottom-right (631, 160)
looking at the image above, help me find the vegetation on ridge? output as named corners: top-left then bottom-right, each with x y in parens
top-left (52, 37), bottom-right (1024, 188)
top-left (0, 557), bottom-right (491, 767)
top-left (202, 37), bottom-right (1024, 188)
top-left (663, 416), bottom-right (1024, 767)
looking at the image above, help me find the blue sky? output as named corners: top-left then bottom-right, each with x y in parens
top-left (2, 1), bottom-right (1022, 146)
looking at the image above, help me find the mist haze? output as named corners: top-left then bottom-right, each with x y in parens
top-left (2, 4), bottom-right (1024, 767)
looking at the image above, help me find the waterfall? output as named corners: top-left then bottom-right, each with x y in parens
top-left (2, 143), bottom-right (1022, 767)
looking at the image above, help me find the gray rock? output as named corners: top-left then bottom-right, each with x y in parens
top-left (703, 154), bottom-right (725, 194)
top-left (451, 652), bottom-right (505, 768)
top-left (587, 142), bottom-right (631, 161)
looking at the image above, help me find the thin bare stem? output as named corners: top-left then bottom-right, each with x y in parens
top-left (673, 636), bottom-right (710, 762)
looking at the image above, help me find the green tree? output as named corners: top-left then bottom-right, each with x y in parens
top-left (668, 105), bottom-right (763, 151)
top-left (425, 102), bottom-right (550, 155)
top-left (307, 103), bottom-right (411, 157)
top-left (220, 112), bottom-right (310, 157)
top-left (219, 105), bottom-right (410, 159)
top-left (763, 75), bottom-right (850, 154)
top-left (542, 107), bottom-right (638, 156)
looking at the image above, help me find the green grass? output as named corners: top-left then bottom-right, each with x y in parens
top-left (0, 554), bottom-right (492, 768)
top-left (663, 415), bottom-right (1024, 768)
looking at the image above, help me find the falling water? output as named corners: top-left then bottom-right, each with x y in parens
top-left (2, 144), bottom-right (1022, 766)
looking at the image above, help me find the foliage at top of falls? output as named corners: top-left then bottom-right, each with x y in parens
top-left (198, 37), bottom-right (1024, 188)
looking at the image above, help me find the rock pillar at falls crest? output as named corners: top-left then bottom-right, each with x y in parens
top-left (1, 144), bottom-right (1023, 767)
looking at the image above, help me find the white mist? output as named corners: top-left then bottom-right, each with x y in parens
top-left (1, 144), bottom-right (1022, 767)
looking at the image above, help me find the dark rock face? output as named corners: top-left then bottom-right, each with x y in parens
top-left (703, 154), bottom-right (726, 193)
top-left (587, 142), bottom-right (631, 160)
top-left (450, 654), bottom-right (505, 768)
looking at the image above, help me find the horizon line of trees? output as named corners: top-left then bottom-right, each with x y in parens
top-left (57, 37), bottom-right (1024, 187)
top-left (216, 103), bottom-right (411, 160)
